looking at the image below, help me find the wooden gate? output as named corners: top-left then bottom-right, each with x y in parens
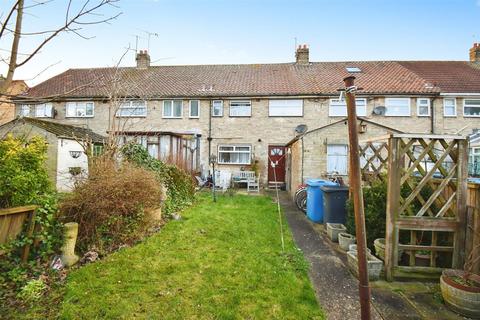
top-left (385, 134), bottom-right (468, 280)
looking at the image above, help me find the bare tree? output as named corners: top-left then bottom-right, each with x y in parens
top-left (0, 0), bottom-right (121, 94)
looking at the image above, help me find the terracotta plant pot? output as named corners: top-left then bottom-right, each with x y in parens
top-left (440, 269), bottom-right (480, 318)
top-left (326, 223), bottom-right (346, 243)
top-left (338, 232), bottom-right (355, 251)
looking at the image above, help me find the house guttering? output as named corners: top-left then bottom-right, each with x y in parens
top-left (439, 93), bottom-right (480, 96)
top-left (13, 92), bottom-right (441, 103)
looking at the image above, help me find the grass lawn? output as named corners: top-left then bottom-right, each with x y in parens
top-left (60, 193), bottom-right (324, 319)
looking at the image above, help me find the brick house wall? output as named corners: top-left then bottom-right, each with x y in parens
top-left (15, 94), bottom-right (480, 185)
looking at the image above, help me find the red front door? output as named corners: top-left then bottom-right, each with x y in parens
top-left (268, 146), bottom-right (286, 183)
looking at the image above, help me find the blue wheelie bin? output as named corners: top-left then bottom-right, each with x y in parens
top-left (306, 179), bottom-right (338, 223)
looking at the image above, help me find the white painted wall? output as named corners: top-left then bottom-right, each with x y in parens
top-left (56, 138), bottom-right (89, 192)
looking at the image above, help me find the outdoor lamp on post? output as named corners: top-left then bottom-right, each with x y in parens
top-left (210, 154), bottom-right (217, 202)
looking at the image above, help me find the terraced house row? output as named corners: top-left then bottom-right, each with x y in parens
top-left (4, 44), bottom-right (480, 189)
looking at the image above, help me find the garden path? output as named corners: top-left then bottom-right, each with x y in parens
top-left (278, 190), bottom-right (466, 320)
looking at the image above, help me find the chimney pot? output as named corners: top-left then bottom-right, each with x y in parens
top-left (136, 50), bottom-right (151, 69)
top-left (470, 43), bottom-right (480, 63)
top-left (295, 44), bottom-right (310, 65)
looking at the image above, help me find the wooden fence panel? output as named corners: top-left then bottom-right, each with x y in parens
top-left (0, 205), bottom-right (37, 262)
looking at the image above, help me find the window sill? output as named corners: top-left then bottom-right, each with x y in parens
top-left (417, 115), bottom-right (431, 117)
top-left (116, 115), bottom-right (147, 118)
top-left (218, 162), bottom-right (252, 165)
top-left (66, 116), bottom-right (95, 118)
top-left (162, 116), bottom-right (183, 119)
top-left (384, 115), bottom-right (411, 117)
top-left (443, 115), bottom-right (457, 118)
top-left (229, 115), bottom-right (252, 118)
top-left (269, 115), bottom-right (304, 118)
top-left (189, 116), bottom-right (200, 119)
top-left (463, 115), bottom-right (480, 118)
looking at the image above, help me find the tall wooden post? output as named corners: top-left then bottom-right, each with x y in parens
top-left (385, 136), bottom-right (401, 281)
top-left (343, 76), bottom-right (371, 320)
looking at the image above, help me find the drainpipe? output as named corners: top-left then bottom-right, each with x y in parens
top-left (208, 101), bottom-right (212, 162)
top-left (301, 136), bottom-right (305, 183)
top-left (430, 97), bottom-right (435, 134)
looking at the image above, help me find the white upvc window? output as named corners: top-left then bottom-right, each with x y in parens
top-left (443, 98), bottom-right (457, 117)
top-left (163, 100), bottom-right (183, 118)
top-left (464, 99), bottom-right (480, 117)
top-left (212, 100), bottom-right (223, 117)
top-left (147, 143), bottom-right (159, 159)
top-left (116, 101), bottom-right (147, 117)
top-left (21, 103), bottom-right (53, 118)
top-left (268, 99), bottom-right (303, 117)
top-left (385, 98), bottom-right (411, 116)
top-left (20, 105), bottom-right (30, 116)
top-left (327, 144), bottom-right (348, 175)
top-left (417, 98), bottom-right (430, 117)
top-left (229, 100), bottom-right (251, 117)
top-left (189, 100), bottom-right (200, 118)
top-left (66, 102), bottom-right (94, 118)
top-left (329, 98), bottom-right (367, 117)
top-left (218, 145), bottom-right (251, 165)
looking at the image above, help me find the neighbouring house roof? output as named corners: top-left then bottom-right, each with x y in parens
top-left (0, 117), bottom-right (106, 143)
top-left (18, 61), bottom-right (480, 100)
top-left (285, 117), bottom-right (404, 147)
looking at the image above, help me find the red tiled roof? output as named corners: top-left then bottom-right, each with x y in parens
top-left (398, 61), bottom-right (480, 93)
top-left (21, 61), bottom-right (480, 99)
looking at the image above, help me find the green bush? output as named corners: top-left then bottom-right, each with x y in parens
top-left (0, 135), bottom-right (63, 306)
top-left (121, 143), bottom-right (195, 214)
top-left (0, 135), bottom-right (63, 259)
top-left (346, 177), bottom-right (434, 249)
top-left (346, 179), bottom-right (387, 249)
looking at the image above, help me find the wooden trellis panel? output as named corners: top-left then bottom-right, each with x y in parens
top-left (359, 141), bottom-right (389, 183)
top-left (385, 133), bottom-right (468, 281)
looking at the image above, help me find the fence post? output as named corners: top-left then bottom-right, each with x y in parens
top-left (385, 136), bottom-right (400, 281)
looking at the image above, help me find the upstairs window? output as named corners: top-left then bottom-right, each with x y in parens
top-left (218, 145), bottom-right (251, 164)
top-left (20, 103), bottom-right (53, 118)
top-left (464, 99), bottom-right (480, 117)
top-left (163, 100), bottom-right (182, 118)
top-left (269, 99), bottom-right (303, 117)
top-left (212, 100), bottom-right (223, 117)
top-left (385, 98), bottom-right (410, 116)
top-left (66, 102), bottom-right (94, 117)
top-left (443, 98), bottom-right (456, 117)
top-left (116, 101), bottom-right (147, 117)
top-left (189, 100), bottom-right (200, 118)
top-left (229, 100), bottom-right (251, 117)
top-left (417, 98), bottom-right (430, 117)
top-left (329, 98), bottom-right (367, 117)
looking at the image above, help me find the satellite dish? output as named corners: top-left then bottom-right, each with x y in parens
top-left (372, 106), bottom-right (386, 115)
top-left (295, 124), bottom-right (308, 136)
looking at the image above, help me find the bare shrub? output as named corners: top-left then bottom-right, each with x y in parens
top-left (60, 157), bottom-right (163, 252)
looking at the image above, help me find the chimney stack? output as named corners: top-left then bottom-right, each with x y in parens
top-left (295, 44), bottom-right (309, 64)
top-left (470, 43), bottom-right (480, 63)
top-left (136, 50), bottom-right (151, 69)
